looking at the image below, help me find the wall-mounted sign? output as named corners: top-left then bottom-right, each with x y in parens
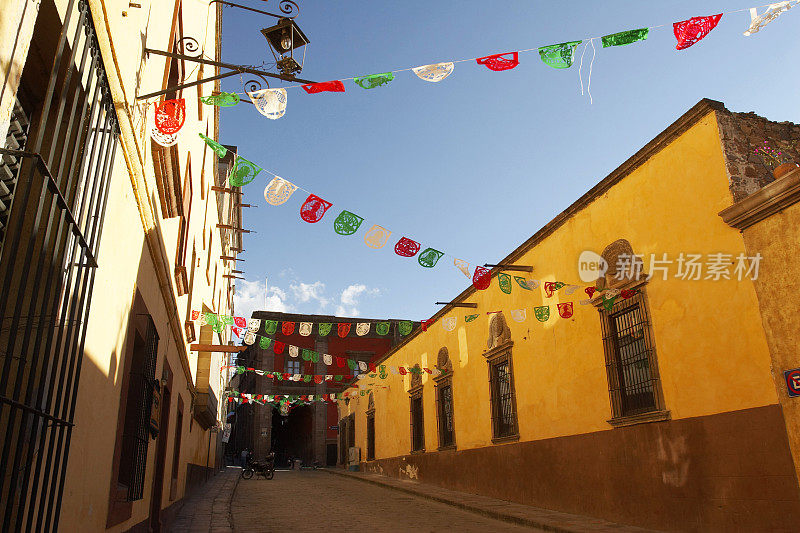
top-left (329, 425), bottom-right (339, 431)
top-left (785, 368), bottom-right (800, 397)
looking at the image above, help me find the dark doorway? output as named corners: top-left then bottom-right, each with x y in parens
top-left (326, 444), bottom-right (337, 466)
top-left (271, 405), bottom-right (313, 467)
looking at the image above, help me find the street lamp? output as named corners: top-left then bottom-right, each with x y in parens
top-left (261, 17), bottom-right (310, 76)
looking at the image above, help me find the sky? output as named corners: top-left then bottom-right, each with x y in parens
top-left (220, 0), bottom-right (800, 322)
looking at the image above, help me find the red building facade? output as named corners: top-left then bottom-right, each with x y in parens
top-left (237, 312), bottom-right (415, 466)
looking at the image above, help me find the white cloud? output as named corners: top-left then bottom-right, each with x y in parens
top-left (290, 281), bottom-right (330, 310)
top-left (336, 284), bottom-right (380, 317)
top-left (235, 279), bottom-right (380, 318)
top-left (234, 279), bottom-right (291, 319)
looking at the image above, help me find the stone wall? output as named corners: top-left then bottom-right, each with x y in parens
top-left (716, 108), bottom-right (800, 201)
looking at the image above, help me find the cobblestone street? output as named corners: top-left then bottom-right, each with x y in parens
top-left (230, 470), bottom-right (543, 533)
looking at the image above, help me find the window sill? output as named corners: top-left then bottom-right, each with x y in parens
top-left (608, 410), bottom-right (671, 428)
top-left (491, 434), bottom-right (520, 444)
top-left (410, 449), bottom-right (426, 455)
top-left (437, 444), bottom-right (457, 452)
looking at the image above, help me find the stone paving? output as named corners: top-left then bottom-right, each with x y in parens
top-left (169, 466), bottom-right (240, 532)
top-left (231, 470), bottom-right (542, 532)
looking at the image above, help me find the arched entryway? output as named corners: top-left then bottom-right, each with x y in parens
top-left (271, 404), bottom-right (314, 467)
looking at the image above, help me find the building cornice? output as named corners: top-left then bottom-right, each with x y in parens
top-left (718, 168), bottom-right (800, 230)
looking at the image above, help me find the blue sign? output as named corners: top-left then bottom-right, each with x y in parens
top-left (784, 368), bottom-right (800, 397)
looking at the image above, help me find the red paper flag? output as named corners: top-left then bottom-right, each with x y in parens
top-left (620, 289), bottom-right (637, 299)
top-left (273, 341), bottom-right (285, 354)
top-left (282, 373), bottom-right (291, 381)
top-left (394, 237), bottom-right (421, 257)
top-left (154, 99), bottom-right (186, 134)
top-left (399, 366), bottom-right (408, 375)
top-left (673, 14), bottom-right (722, 50)
top-left (473, 266), bottom-right (491, 290)
top-left (282, 321), bottom-right (295, 335)
top-left (302, 80), bottom-right (345, 94)
top-left (476, 52), bottom-right (519, 71)
top-left (336, 356), bottom-right (346, 367)
top-left (300, 194), bottom-right (333, 223)
top-left (191, 310), bottom-right (200, 321)
top-left (557, 302), bottom-right (574, 319)
top-left (421, 319), bottom-right (433, 332)
top-left (338, 323), bottom-right (351, 338)
top-left (369, 362), bottom-right (377, 373)
top-left (314, 375), bottom-right (324, 384)
top-left (585, 287), bottom-right (596, 298)
top-left (234, 316), bottom-right (247, 328)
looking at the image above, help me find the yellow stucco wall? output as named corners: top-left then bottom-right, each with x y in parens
top-left (341, 111), bottom-right (777, 461)
top-left (41, 0), bottom-right (235, 531)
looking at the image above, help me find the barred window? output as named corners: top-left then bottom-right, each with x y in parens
top-left (489, 356), bottom-right (518, 440)
top-left (286, 359), bottom-right (300, 375)
top-left (436, 384), bottom-right (455, 448)
top-left (601, 290), bottom-right (665, 420)
top-left (409, 391), bottom-right (425, 452)
top-left (366, 412), bottom-right (375, 460)
top-left (118, 314), bottom-right (159, 501)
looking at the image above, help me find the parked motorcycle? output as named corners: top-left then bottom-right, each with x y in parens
top-left (241, 452), bottom-right (275, 480)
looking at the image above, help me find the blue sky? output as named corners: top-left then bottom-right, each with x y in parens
top-left (221, 0), bottom-right (800, 321)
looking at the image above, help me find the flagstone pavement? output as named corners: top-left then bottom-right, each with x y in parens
top-left (169, 468), bottom-right (654, 532)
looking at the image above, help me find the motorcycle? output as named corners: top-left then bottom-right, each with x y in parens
top-left (241, 452), bottom-right (275, 480)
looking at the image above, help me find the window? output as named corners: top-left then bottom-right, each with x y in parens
top-left (489, 358), bottom-right (517, 440)
top-left (601, 290), bottom-right (665, 421)
top-left (366, 413), bottom-right (375, 461)
top-left (118, 313), bottom-right (160, 501)
top-left (436, 384), bottom-right (455, 448)
top-left (484, 313), bottom-right (518, 442)
top-left (287, 359), bottom-right (301, 375)
top-left (410, 393), bottom-right (424, 452)
top-left (170, 395), bottom-right (184, 500)
top-left (434, 347), bottom-right (455, 449)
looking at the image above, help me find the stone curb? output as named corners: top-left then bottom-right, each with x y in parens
top-left (323, 468), bottom-right (655, 533)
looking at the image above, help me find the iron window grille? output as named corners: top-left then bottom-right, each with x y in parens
top-left (118, 315), bottom-right (160, 501)
top-left (488, 352), bottom-right (519, 441)
top-left (435, 378), bottom-right (455, 449)
top-left (409, 389), bottom-right (425, 453)
top-left (286, 360), bottom-right (300, 375)
top-left (366, 411), bottom-right (375, 461)
top-left (600, 289), bottom-right (665, 420)
top-left (0, 0), bottom-right (119, 529)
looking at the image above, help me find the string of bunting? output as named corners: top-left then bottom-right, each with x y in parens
top-left (226, 389), bottom-right (368, 406)
top-left (147, 1), bottom-right (796, 133)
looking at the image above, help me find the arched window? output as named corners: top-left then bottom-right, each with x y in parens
top-left (366, 393), bottom-right (375, 461)
top-left (408, 364), bottom-right (425, 453)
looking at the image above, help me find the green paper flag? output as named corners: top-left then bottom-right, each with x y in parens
top-left (347, 359), bottom-right (357, 370)
top-left (418, 248), bottom-right (444, 268)
top-left (199, 133), bottom-right (227, 158)
top-left (230, 156), bottom-right (262, 187)
top-left (379, 365), bottom-right (388, 379)
top-left (498, 273), bottom-right (513, 294)
top-left (302, 349), bottom-right (313, 361)
top-left (353, 72), bottom-right (395, 89)
top-left (333, 210), bottom-right (364, 235)
top-left (601, 28), bottom-right (649, 48)
top-left (538, 40), bottom-right (582, 69)
top-left (514, 276), bottom-right (532, 290)
top-left (398, 321), bottom-right (413, 336)
top-left (318, 323), bottom-right (332, 336)
top-left (236, 366), bottom-right (245, 374)
top-left (303, 375), bottom-right (312, 383)
top-left (200, 92), bottom-right (240, 107)
top-left (534, 306), bottom-right (550, 322)
top-left (375, 321), bottom-right (390, 336)
top-left (265, 320), bottom-right (278, 335)
top-left (334, 375), bottom-right (343, 382)
top-left (603, 295), bottom-right (617, 312)
top-left (259, 336), bottom-right (272, 350)
top-left (464, 314), bottom-right (479, 323)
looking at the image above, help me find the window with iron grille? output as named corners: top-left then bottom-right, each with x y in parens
top-left (366, 411), bottom-right (375, 460)
top-left (600, 290), bottom-right (665, 420)
top-left (436, 381), bottom-right (455, 449)
top-left (409, 390), bottom-right (425, 452)
top-left (118, 314), bottom-right (159, 501)
top-left (489, 353), bottom-right (518, 440)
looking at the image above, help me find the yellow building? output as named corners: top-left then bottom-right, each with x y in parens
top-left (1, 0), bottom-right (241, 530)
top-left (339, 99), bottom-right (800, 531)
